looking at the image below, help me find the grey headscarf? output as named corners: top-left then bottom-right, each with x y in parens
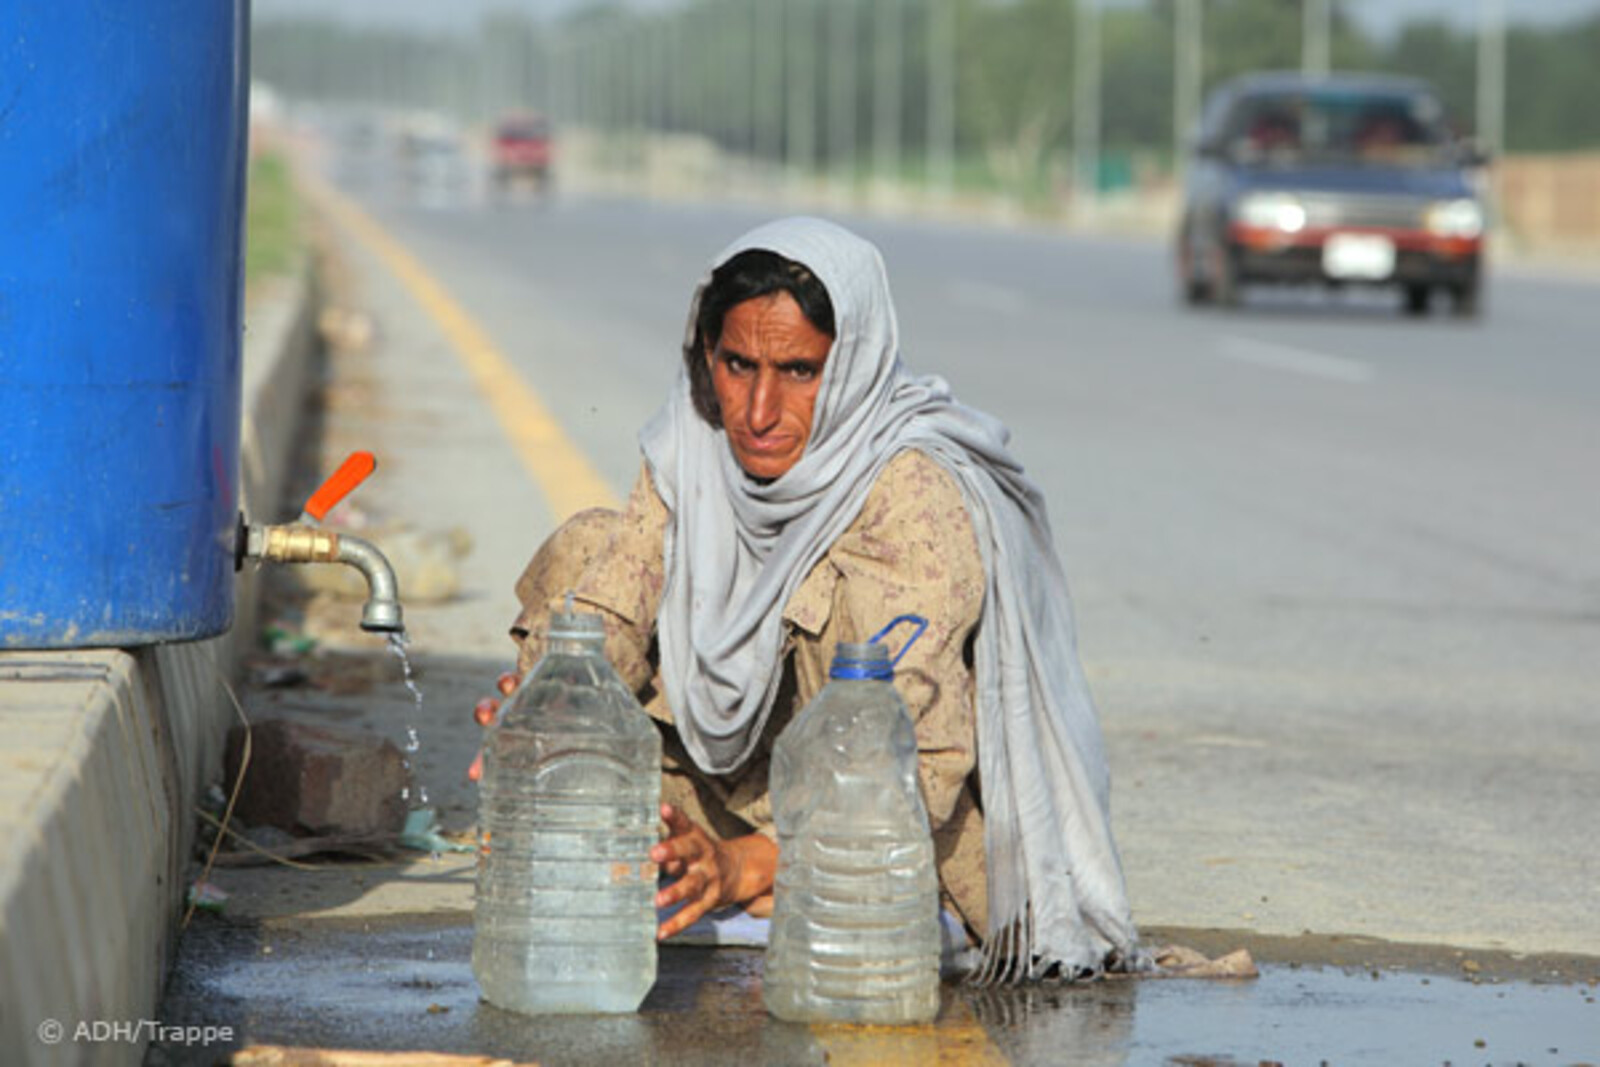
top-left (640, 217), bottom-right (1142, 981)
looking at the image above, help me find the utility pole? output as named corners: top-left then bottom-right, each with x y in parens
top-left (1073, 0), bottom-right (1102, 222)
top-left (872, 0), bottom-right (903, 189)
top-left (700, 4), bottom-right (717, 144)
top-left (634, 22), bottom-right (650, 135)
top-left (1476, 0), bottom-right (1506, 158)
top-left (738, 1), bottom-right (753, 154)
top-left (742, 0), bottom-right (759, 155)
top-left (587, 27), bottom-right (603, 132)
top-left (721, 0), bottom-right (739, 149)
top-left (1303, 0), bottom-right (1332, 79)
top-left (926, 0), bottom-right (956, 199)
top-left (617, 24), bottom-right (628, 133)
top-left (655, 15), bottom-right (670, 133)
top-left (665, 13), bottom-right (683, 135)
top-left (786, 0), bottom-right (818, 184)
top-left (1173, 0), bottom-right (1202, 181)
top-left (757, 0), bottom-right (783, 165)
top-left (681, 7), bottom-right (701, 140)
top-left (635, 22), bottom-right (649, 135)
top-left (828, 0), bottom-right (858, 195)
top-left (605, 24), bottom-right (622, 135)
top-left (549, 33), bottom-right (567, 126)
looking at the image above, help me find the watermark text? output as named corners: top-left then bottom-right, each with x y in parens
top-left (36, 1019), bottom-right (233, 1046)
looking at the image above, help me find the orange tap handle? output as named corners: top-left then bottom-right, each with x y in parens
top-left (302, 451), bottom-right (376, 522)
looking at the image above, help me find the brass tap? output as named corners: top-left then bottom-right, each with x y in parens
top-left (252, 523), bottom-right (340, 564)
top-left (237, 451), bottom-right (405, 634)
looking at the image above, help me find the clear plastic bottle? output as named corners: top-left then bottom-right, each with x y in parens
top-left (472, 607), bottom-right (661, 1014)
top-left (764, 617), bottom-right (942, 1024)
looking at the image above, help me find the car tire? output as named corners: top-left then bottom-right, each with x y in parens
top-left (1177, 228), bottom-right (1210, 305)
top-left (1212, 244), bottom-right (1240, 308)
top-left (1450, 279), bottom-right (1482, 319)
top-left (1403, 283), bottom-right (1431, 317)
top-left (1182, 259), bottom-right (1211, 305)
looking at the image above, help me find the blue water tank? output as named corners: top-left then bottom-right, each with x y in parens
top-left (0, 2), bottom-right (250, 648)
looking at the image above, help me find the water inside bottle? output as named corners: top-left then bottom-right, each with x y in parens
top-left (765, 637), bottom-right (942, 1024)
top-left (472, 609), bottom-right (662, 1014)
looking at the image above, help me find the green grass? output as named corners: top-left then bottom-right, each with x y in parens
top-left (244, 151), bottom-right (300, 288)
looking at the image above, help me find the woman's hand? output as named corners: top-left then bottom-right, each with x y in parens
top-left (652, 804), bottom-right (778, 941)
top-left (471, 681), bottom-right (779, 937)
top-left (466, 671), bottom-right (521, 782)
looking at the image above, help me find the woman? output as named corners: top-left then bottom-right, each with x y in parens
top-left (478, 216), bottom-right (1143, 983)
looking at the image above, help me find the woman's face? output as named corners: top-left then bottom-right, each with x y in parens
top-left (706, 291), bottom-right (833, 480)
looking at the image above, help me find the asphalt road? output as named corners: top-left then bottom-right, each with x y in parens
top-left (340, 167), bottom-right (1599, 958)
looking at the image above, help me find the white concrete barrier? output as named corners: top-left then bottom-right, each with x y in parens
top-left (0, 262), bottom-right (318, 1067)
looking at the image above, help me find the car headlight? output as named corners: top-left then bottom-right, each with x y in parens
top-left (1425, 198), bottom-right (1484, 238)
top-left (1236, 192), bottom-right (1307, 233)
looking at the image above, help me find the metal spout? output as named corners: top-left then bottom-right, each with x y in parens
top-left (338, 534), bottom-right (404, 633)
top-left (243, 523), bottom-right (405, 633)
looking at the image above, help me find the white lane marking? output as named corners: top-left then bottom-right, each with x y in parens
top-left (1216, 334), bottom-right (1375, 384)
top-left (946, 279), bottom-right (1028, 315)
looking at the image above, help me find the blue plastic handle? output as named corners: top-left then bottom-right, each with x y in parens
top-left (869, 614), bottom-right (929, 670)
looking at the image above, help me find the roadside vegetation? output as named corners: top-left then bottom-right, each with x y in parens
top-left (245, 150), bottom-right (300, 289)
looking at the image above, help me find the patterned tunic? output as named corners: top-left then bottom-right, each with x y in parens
top-left (511, 448), bottom-right (991, 937)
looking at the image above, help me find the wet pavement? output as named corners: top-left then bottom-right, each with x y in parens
top-left (151, 912), bottom-right (1598, 1066)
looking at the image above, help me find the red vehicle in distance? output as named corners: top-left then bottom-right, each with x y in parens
top-left (491, 114), bottom-right (553, 195)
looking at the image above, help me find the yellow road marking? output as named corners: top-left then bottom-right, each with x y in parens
top-left (310, 178), bottom-right (618, 519)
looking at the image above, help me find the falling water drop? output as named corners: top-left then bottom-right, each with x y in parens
top-left (387, 631), bottom-right (425, 711)
top-left (387, 631), bottom-right (428, 809)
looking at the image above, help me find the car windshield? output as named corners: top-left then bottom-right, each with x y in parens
top-left (1224, 88), bottom-right (1452, 168)
top-left (498, 120), bottom-right (548, 142)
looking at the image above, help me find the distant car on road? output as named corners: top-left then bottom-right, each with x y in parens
top-left (491, 114), bottom-right (553, 195)
top-left (399, 128), bottom-right (472, 210)
top-left (1177, 72), bottom-right (1486, 317)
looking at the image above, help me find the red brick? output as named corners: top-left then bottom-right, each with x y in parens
top-left (223, 718), bottom-right (410, 837)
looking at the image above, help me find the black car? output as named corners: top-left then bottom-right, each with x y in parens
top-left (1177, 72), bottom-right (1486, 316)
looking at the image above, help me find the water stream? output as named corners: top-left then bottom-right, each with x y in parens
top-left (387, 631), bottom-right (429, 807)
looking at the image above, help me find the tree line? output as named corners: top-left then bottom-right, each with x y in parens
top-left (255, 0), bottom-right (1600, 191)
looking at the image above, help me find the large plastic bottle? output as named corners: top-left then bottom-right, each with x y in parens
top-left (764, 616), bottom-right (942, 1024)
top-left (473, 607), bottom-right (662, 1014)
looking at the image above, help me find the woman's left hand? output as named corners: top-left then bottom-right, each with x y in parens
top-left (651, 804), bottom-right (777, 941)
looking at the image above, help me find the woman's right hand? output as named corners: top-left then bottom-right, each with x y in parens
top-left (652, 806), bottom-right (779, 941)
top-left (467, 671), bottom-right (521, 782)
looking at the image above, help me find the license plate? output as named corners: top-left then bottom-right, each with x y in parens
top-left (1323, 233), bottom-right (1396, 280)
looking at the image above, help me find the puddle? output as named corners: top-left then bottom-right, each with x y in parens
top-left (995, 966), bottom-right (1598, 1065)
top-left (152, 916), bottom-right (1598, 1066)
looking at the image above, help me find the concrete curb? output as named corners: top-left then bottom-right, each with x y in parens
top-left (0, 263), bottom-right (319, 1066)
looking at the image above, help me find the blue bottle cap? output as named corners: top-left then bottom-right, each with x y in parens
top-left (826, 615), bottom-right (929, 680)
top-left (829, 642), bottom-right (893, 680)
